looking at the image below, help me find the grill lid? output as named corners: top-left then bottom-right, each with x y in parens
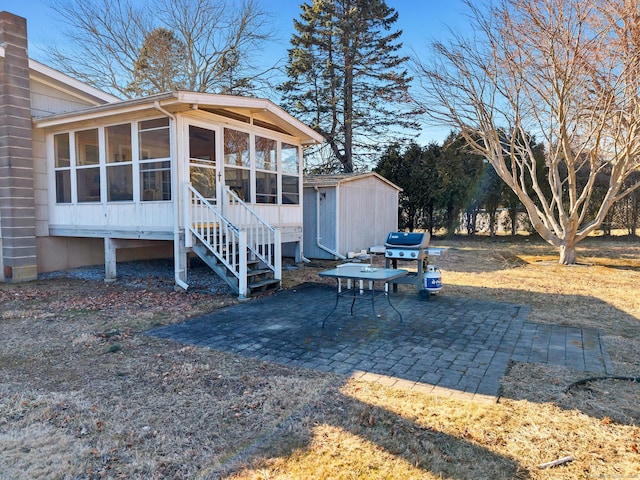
top-left (385, 231), bottom-right (429, 248)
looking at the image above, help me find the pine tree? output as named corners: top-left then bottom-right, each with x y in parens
top-left (279, 0), bottom-right (418, 173)
top-left (128, 28), bottom-right (188, 97)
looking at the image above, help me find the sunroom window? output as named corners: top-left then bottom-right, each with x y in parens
top-left (255, 135), bottom-right (277, 204)
top-left (75, 129), bottom-right (100, 203)
top-left (224, 128), bottom-right (250, 202)
top-left (189, 125), bottom-right (216, 201)
top-left (54, 133), bottom-right (71, 203)
top-left (106, 123), bottom-right (133, 202)
top-left (140, 118), bottom-right (171, 201)
top-left (53, 117), bottom-right (172, 205)
top-left (281, 143), bottom-right (300, 204)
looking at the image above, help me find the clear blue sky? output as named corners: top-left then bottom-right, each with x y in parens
top-left (3, 0), bottom-right (469, 143)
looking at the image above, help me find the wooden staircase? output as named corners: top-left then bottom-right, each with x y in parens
top-left (186, 185), bottom-right (281, 299)
top-left (192, 242), bottom-right (280, 297)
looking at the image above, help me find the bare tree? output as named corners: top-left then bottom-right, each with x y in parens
top-left (46, 0), bottom-right (276, 98)
top-left (413, 0), bottom-right (640, 264)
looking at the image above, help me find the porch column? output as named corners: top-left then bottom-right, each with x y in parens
top-left (104, 238), bottom-right (117, 282)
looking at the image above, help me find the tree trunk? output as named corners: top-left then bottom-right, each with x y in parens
top-left (487, 205), bottom-right (497, 237)
top-left (427, 203), bottom-right (434, 236)
top-left (631, 192), bottom-right (638, 236)
top-left (559, 244), bottom-right (577, 265)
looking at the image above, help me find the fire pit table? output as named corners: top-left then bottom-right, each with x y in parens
top-left (318, 266), bottom-right (408, 328)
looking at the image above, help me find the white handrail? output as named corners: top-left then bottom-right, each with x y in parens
top-left (186, 184), bottom-right (281, 297)
top-left (224, 188), bottom-right (281, 281)
top-left (187, 184), bottom-right (244, 286)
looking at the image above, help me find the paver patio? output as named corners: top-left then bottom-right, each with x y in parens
top-left (146, 283), bottom-right (611, 401)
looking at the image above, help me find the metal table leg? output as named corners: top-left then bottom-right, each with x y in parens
top-left (322, 278), bottom-right (403, 327)
top-left (321, 279), bottom-right (341, 328)
top-left (385, 281), bottom-right (403, 322)
top-left (350, 284), bottom-right (357, 315)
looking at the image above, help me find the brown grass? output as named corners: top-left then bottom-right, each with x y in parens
top-left (1, 236), bottom-right (639, 479)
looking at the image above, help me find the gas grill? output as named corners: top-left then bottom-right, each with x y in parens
top-left (384, 231), bottom-right (430, 291)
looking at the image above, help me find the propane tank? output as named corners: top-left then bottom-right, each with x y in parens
top-left (424, 265), bottom-right (442, 293)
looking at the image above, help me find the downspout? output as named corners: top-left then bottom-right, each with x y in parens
top-left (335, 182), bottom-right (342, 258)
top-left (153, 101), bottom-right (188, 291)
top-left (314, 186), bottom-right (346, 260)
top-left (0, 214), bottom-right (3, 281)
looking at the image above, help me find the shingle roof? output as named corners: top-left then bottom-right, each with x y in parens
top-left (303, 172), bottom-right (401, 191)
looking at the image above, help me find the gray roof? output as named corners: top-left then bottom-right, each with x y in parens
top-left (303, 172), bottom-right (401, 191)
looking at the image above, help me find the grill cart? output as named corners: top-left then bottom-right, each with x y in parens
top-left (384, 231), bottom-right (430, 293)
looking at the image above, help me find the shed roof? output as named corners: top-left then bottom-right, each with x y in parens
top-left (303, 172), bottom-right (402, 191)
top-left (33, 90), bottom-right (325, 146)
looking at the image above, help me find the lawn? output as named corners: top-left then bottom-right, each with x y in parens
top-left (0, 235), bottom-right (639, 479)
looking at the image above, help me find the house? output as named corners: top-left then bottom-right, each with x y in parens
top-left (0, 11), bottom-right (323, 297)
top-left (303, 172), bottom-right (401, 260)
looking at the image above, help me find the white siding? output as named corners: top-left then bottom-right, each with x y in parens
top-left (49, 203), bottom-right (174, 235)
top-left (338, 176), bottom-right (398, 253)
top-left (30, 80), bottom-right (99, 117)
top-left (250, 204), bottom-right (302, 228)
top-left (37, 99), bottom-right (309, 272)
top-left (32, 128), bottom-right (49, 237)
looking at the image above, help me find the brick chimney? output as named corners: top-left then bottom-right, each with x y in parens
top-left (0, 12), bottom-right (37, 282)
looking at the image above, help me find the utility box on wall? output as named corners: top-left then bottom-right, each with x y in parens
top-left (303, 173), bottom-right (401, 260)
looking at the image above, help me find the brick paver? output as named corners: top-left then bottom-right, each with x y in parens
top-left (146, 283), bottom-right (611, 400)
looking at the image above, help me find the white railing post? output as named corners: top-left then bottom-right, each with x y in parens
top-left (187, 184), bottom-right (281, 298)
top-left (187, 185), bottom-right (240, 280)
top-left (184, 182), bottom-right (193, 248)
top-left (224, 186), bottom-right (280, 278)
top-left (238, 231), bottom-right (248, 298)
top-left (274, 228), bottom-right (282, 281)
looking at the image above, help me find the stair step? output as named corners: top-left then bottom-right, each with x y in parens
top-left (191, 235), bottom-right (279, 298)
top-left (248, 278), bottom-right (281, 294)
top-left (247, 268), bottom-right (272, 278)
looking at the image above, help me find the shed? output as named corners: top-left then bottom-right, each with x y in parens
top-left (303, 173), bottom-right (401, 259)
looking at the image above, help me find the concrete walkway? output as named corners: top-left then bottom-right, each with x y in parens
top-left (146, 283), bottom-right (612, 401)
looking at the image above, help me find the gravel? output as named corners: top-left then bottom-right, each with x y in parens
top-left (39, 258), bottom-right (233, 295)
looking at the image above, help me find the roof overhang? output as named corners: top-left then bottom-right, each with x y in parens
top-left (33, 91), bottom-right (325, 145)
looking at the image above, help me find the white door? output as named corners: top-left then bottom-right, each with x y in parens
top-left (188, 124), bottom-right (222, 204)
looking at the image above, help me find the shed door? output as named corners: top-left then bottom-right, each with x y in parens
top-left (188, 125), bottom-right (221, 203)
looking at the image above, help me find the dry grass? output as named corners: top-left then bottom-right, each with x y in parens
top-left (1, 236), bottom-right (639, 479)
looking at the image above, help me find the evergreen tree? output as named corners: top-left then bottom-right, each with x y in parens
top-left (280, 0), bottom-right (418, 173)
top-left (474, 164), bottom-right (503, 236)
top-left (128, 28), bottom-right (188, 96)
top-left (376, 143), bottom-right (427, 231)
top-left (419, 143), bottom-right (443, 234)
top-left (438, 133), bottom-right (485, 235)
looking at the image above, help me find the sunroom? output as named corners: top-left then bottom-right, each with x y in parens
top-left (34, 91), bottom-right (324, 297)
